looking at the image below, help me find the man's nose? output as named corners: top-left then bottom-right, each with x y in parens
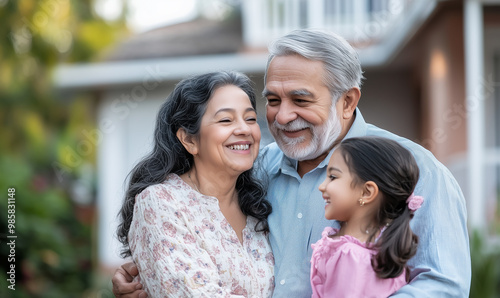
top-left (275, 101), bottom-right (298, 125)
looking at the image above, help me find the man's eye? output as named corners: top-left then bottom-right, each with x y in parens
top-left (267, 98), bottom-right (280, 105)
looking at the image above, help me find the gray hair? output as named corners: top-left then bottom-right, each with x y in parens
top-left (265, 29), bottom-right (364, 100)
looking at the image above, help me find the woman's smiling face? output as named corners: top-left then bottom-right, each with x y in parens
top-left (194, 84), bottom-right (261, 175)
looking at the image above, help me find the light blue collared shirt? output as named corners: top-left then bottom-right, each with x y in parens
top-left (257, 108), bottom-right (471, 297)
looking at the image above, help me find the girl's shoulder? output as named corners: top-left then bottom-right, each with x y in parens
top-left (311, 227), bottom-right (375, 263)
top-left (315, 227), bottom-right (373, 247)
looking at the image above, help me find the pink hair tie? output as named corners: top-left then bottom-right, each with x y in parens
top-left (407, 193), bottom-right (424, 211)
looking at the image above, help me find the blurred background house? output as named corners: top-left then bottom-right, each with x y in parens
top-left (2, 0), bottom-right (500, 296)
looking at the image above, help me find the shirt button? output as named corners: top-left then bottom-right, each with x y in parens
top-left (280, 279), bottom-right (286, 285)
top-left (297, 213), bottom-right (303, 219)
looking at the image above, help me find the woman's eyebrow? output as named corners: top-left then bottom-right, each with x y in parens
top-left (214, 107), bottom-right (255, 115)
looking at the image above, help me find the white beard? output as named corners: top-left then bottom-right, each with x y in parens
top-left (269, 103), bottom-right (342, 161)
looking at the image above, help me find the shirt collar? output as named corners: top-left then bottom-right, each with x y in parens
top-left (344, 107), bottom-right (368, 140)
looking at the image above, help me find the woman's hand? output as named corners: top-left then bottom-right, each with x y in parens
top-left (112, 262), bottom-right (147, 298)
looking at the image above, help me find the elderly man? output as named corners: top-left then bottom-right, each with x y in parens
top-left (113, 29), bottom-right (471, 297)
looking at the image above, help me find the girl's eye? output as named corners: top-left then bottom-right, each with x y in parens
top-left (329, 175), bottom-right (337, 181)
top-left (219, 119), bottom-right (231, 123)
top-left (246, 117), bottom-right (257, 122)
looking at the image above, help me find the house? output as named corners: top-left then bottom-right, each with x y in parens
top-left (54, 0), bottom-right (500, 270)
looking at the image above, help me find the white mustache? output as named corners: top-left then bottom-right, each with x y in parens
top-left (268, 103), bottom-right (342, 161)
top-left (272, 118), bottom-right (312, 132)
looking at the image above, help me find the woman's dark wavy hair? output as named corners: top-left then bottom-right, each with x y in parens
top-left (337, 136), bottom-right (420, 279)
top-left (117, 71), bottom-right (272, 258)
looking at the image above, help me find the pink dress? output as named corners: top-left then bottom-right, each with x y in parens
top-left (128, 174), bottom-right (275, 297)
top-left (310, 227), bottom-right (406, 298)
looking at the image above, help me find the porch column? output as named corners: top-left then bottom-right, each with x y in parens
top-left (464, 0), bottom-right (485, 230)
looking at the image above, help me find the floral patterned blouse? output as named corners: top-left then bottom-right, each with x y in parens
top-left (129, 174), bottom-right (275, 297)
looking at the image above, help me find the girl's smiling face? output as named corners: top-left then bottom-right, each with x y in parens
top-left (318, 149), bottom-right (364, 221)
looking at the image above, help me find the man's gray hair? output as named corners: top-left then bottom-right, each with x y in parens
top-left (265, 29), bottom-right (364, 100)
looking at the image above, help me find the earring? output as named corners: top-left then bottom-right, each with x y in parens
top-left (358, 199), bottom-right (365, 206)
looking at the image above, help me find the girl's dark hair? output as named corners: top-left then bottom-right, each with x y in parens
top-left (337, 136), bottom-right (420, 279)
top-left (117, 71), bottom-right (272, 258)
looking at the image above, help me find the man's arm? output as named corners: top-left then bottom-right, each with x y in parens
top-left (393, 154), bottom-right (471, 297)
top-left (112, 262), bottom-right (147, 298)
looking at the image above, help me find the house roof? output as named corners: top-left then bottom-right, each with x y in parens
top-left (55, 1), bottom-right (440, 90)
top-left (105, 17), bottom-right (243, 61)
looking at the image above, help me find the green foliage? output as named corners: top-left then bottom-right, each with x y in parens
top-left (0, 0), bottom-right (128, 296)
top-left (469, 230), bottom-right (500, 298)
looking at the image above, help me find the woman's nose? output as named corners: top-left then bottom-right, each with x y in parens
top-left (235, 119), bottom-right (251, 135)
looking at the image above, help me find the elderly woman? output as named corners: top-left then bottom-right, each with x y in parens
top-left (117, 71), bottom-right (274, 297)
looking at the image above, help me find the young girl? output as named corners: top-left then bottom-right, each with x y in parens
top-left (311, 136), bottom-right (424, 297)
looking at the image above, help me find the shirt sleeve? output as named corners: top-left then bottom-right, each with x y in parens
top-left (128, 185), bottom-right (244, 298)
top-left (392, 151), bottom-right (471, 297)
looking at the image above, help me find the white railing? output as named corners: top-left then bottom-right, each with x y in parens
top-left (242, 0), bottom-right (418, 47)
top-left (447, 148), bottom-right (500, 238)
